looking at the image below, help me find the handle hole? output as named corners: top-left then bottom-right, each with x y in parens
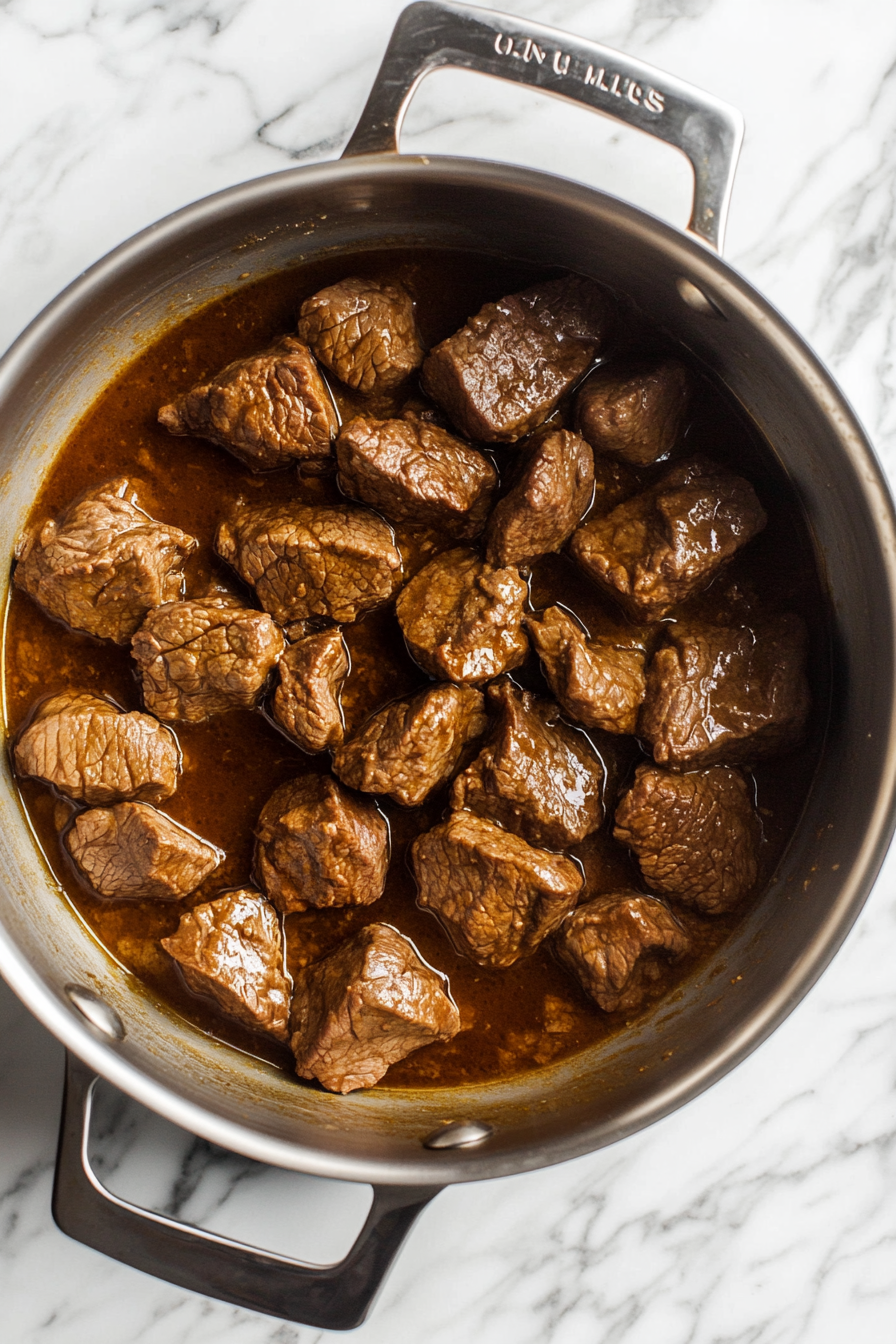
top-left (398, 67), bottom-right (695, 230)
top-left (87, 1078), bottom-right (373, 1266)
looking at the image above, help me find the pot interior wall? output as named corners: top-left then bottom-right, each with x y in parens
top-left (1, 157), bottom-right (893, 1186)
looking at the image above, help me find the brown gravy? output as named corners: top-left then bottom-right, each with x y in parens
top-left (3, 248), bottom-right (830, 1088)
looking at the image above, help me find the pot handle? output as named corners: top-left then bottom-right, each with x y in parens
top-left (52, 1052), bottom-right (442, 1331)
top-left (342, 0), bottom-right (743, 252)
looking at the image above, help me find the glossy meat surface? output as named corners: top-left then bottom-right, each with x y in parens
top-left (132, 596), bottom-right (284, 723)
top-left (485, 428), bottom-right (594, 567)
top-left (614, 764), bottom-right (761, 914)
top-left (298, 277), bottom-right (424, 394)
top-left (254, 774), bottom-right (389, 914)
top-left (450, 679), bottom-right (603, 848)
top-left (14, 478), bottom-right (196, 644)
top-left (333, 682), bottom-right (487, 807)
top-left (15, 691), bottom-right (180, 805)
top-left (290, 923), bottom-right (460, 1093)
top-left (569, 457), bottom-right (767, 619)
top-left (396, 546), bottom-right (528, 684)
top-left (215, 502), bottom-right (403, 624)
top-left (158, 335), bottom-right (337, 469)
top-left (526, 605), bottom-right (647, 735)
top-left (336, 413), bottom-right (496, 536)
top-left (576, 358), bottom-right (690, 466)
top-left (272, 628), bottom-right (348, 753)
top-left (555, 892), bottom-right (690, 1012)
top-left (412, 810), bottom-right (583, 968)
top-left (66, 801), bottom-right (221, 900)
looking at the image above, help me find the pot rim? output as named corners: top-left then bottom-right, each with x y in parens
top-left (2, 151), bottom-right (896, 1185)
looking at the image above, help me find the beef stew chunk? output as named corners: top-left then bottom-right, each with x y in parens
top-left (640, 616), bottom-right (810, 769)
top-left (451, 679), bottom-right (603, 848)
top-left (254, 774), bottom-right (388, 914)
top-left (614, 764), bottom-right (760, 914)
top-left (576, 358), bottom-right (690, 466)
top-left (396, 546), bottom-right (528, 684)
top-left (290, 922), bottom-right (460, 1094)
top-left (336, 413), bottom-right (496, 537)
top-left (412, 810), bottom-right (583, 968)
top-left (158, 335), bottom-right (337, 470)
top-left (272, 628), bottom-right (348, 753)
top-left (555, 893), bottom-right (690, 1012)
top-left (332, 683), bottom-right (487, 807)
top-left (421, 274), bottom-right (612, 442)
top-left (66, 801), bottom-right (221, 901)
top-left (569, 457), bottom-right (767, 619)
top-left (485, 428), bottom-right (594, 567)
top-left (131, 596), bottom-right (284, 724)
top-left (526, 606), bottom-right (647, 736)
top-left (215, 503), bottom-right (403, 625)
top-left (14, 478), bottom-right (196, 644)
top-left (162, 889), bottom-right (291, 1041)
top-left (15, 691), bottom-right (179, 805)
top-left (297, 277), bottom-right (424, 394)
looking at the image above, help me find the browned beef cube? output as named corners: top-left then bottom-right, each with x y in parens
top-left (395, 547), bottom-right (528, 685)
top-left (485, 429), bottom-right (594, 567)
top-left (162, 888), bottom-right (291, 1041)
top-left (272, 628), bottom-right (347, 753)
top-left (451, 679), bottom-right (603, 848)
top-left (641, 616), bottom-right (810, 769)
top-left (15, 691), bottom-right (180, 805)
top-left (614, 764), bottom-right (760, 914)
top-left (526, 606), bottom-right (647, 735)
top-left (569, 458), bottom-right (767, 619)
top-left (66, 801), bottom-right (221, 901)
top-left (332, 683), bottom-right (486, 807)
top-left (14, 478), bottom-right (196, 644)
top-left (297, 278), bottom-right (424, 395)
top-left (555, 893), bottom-right (690, 1012)
top-left (421, 274), bottom-right (612, 442)
top-left (215, 503), bottom-right (403, 625)
top-left (254, 774), bottom-right (388, 914)
top-left (336, 413), bottom-right (496, 537)
top-left (290, 923), bottom-right (460, 1093)
top-left (412, 810), bottom-right (583, 968)
top-left (131, 596), bottom-right (284, 723)
top-left (576, 358), bottom-right (690, 466)
top-left (158, 336), bottom-right (337, 470)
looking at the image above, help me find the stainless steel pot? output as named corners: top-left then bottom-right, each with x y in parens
top-left (2, 1), bottom-right (895, 1330)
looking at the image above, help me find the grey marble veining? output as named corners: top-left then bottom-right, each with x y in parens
top-left (3, 1), bottom-right (896, 1340)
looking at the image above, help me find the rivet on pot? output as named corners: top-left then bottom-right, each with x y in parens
top-left (676, 276), bottom-right (724, 317)
top-left (65, 983), bottom-right (126, 1041)
top-left (422, 1119), bottom-right (493, 1150)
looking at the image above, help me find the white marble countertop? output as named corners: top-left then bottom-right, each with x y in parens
top-left (3, 1), bottom-right (896, 1340)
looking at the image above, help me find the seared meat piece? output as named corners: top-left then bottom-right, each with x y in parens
top-left (162, 888), bottom-right (291, 1041)
top-left (254, 774), bottom-right (388, 914)
top-left (526, 606), bottom-right (647, 735)
top-left (569, 457), bottom-right (767, 619)
top-left (333, 683), bottom-right (487, 807)
top-left (576, 358), bottom-right (690, 466)
top-left (157, 336), bottom-right (337, 470)
top-left (485, 429), bottom-right (594, 567)
top-left (640, 616), bottom-right (810, 769)
top-left (614, 764), bottom-right (760, 914)
top-left (272, 628), bottom-right (348, 753)
top-left (421, 274), bottom-right (612, 442)
top-left (555, 892), bottom-right (690, 1012)
top-left (66, 801), bottom-right (221, 901)
top-left (215, 503), bottom-right (403, 625)
top-left (290, 923), bottom-right (460, 1093)
top-left (451, 679), bottom-right (603, 848)
top-left (15, 691), bottom-right (179, 805)
top-left (395, 547), bottom-right (528, 684)
top-left (297, 277), bottom-right (424, 395)
top-left (412, 810), bottom-right (582, 968)
top-left (336, 413), bottom-right (496, 537)
top-left (14, 478), bottom-right (196, 644)
top-left (131, 596), bottom-right (284, 723)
